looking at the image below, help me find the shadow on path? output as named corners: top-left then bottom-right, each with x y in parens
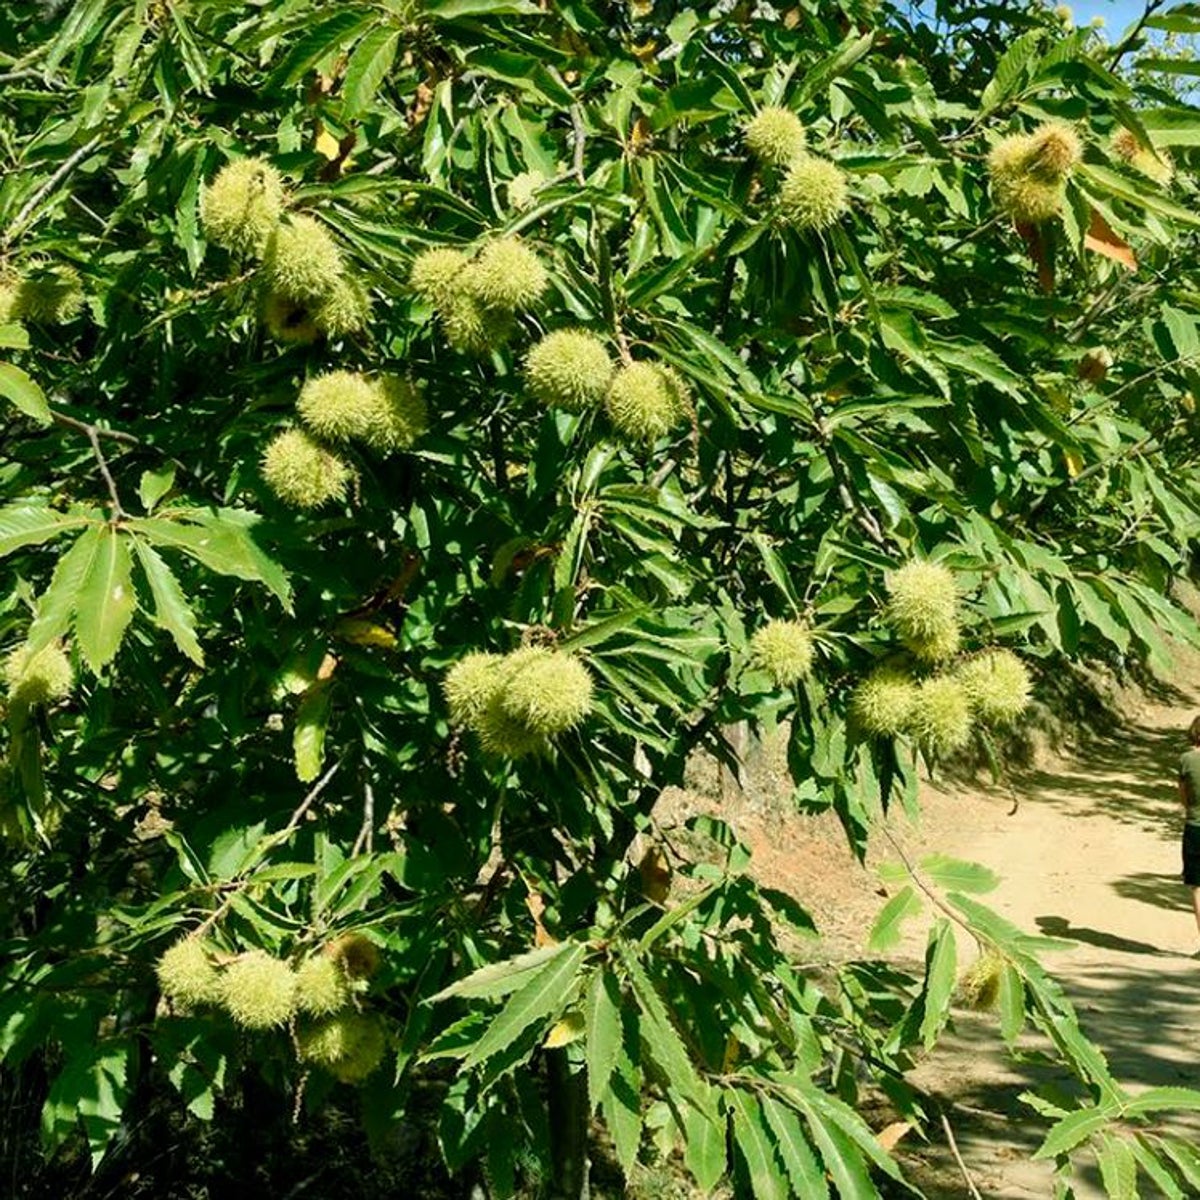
top-left (1034, 914), bottom-right (1176, 958)
top-left (1011, 719), bottom-right (1185, 839)
top-left (1111, 870), bottom-right (1191, 913)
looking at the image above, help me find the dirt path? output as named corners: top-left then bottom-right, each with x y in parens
top-left (893, 685), bottom-right (1200, 1198)
top-left (688, 671), bottom-right (1200, 1197)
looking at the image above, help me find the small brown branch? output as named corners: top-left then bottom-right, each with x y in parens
top-left (276, 760), bottom-right (342, 843)
top-left (650, 454), bottom-right (680, 488)
top-left (940, 1110), bottom-right (985, 1200)
top-left (50, 409), bottom-right (139, 446)
top-left (86, 424), bottom-right (126, 522)
top-left (941, 213), bottom-right (1003, 256)
top-left (817, 421), bottom-right (887, 547)
top-left (50, 406), bottom-right (218, 505)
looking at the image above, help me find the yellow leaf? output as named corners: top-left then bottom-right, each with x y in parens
top-left (721, 1033), bottom-right (740, 1072)
top-left (1065, 450), bottom-right (1083, 478)
top-left (877, 1121), bottom-right (914, 1152)
top-left (314, 126), bottom-right (341, 162)
top-left (335, 618), bottom-right (398, 649)
top-left (543, 1011), bottom-right (586, 1048)
top-left (1084, 207), bottom-right (1137, 272)
top-left (638, 844), bottom-right (672, 903)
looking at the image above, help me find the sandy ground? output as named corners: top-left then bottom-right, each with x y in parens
top-left (664, 667), bottom-right (1200, 1197)
top-left (893, 683), bottom-right (1200, 1199)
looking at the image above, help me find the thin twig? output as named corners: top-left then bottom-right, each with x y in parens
top-left (140, 269), bottom-right (257, 333)
top-left (277, 760), bottom-right (343, 843)
top-left (940, 1110), bottom-right (985, 1200)
top-left (193, 761), bottom-right (342, 936)
top-left (570, 104), bottom-right (587, 184)
top-left (941, 213), bottom-right (1003, 256)
top-left (817, 420), bottom-right (887, 547)
top-left (50, 409), bottom-right (139, 446)
top-left (4, 135), bottom-right (102, 246)
top-left (352, 781), bottom-right (375, 857)
top-left (0, 70), bottom-right (52, 85)
top-left (650, 455), bottom-right (680, 488)
top-left (85, 424), bottom-right (126, 521)
top-left (50, 406), bottom-right (218, 503)
top-left (1108, 0), bottom-right (1165, 67)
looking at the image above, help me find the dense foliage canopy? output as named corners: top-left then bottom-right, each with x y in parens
top-left (5, 0), bottom-right (1200, 1195)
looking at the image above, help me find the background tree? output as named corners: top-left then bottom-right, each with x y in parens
top-left (4, 0), bottom-right (1200, 1196)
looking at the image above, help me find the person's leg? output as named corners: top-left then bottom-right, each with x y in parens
top-left (1192, 886), bottom-right (1200, 937)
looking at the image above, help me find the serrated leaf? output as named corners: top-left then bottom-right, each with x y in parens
top-left (981, 29), bottom-right (1043, 111)
top-left (1158, 1136), bottom-right (1200, 1187)
top-left (1129, 1135), bottom-right (1185, 1200)
top-left (1034, 1103), bottom-right (1119, 1159)
top-left (761, 1096), bottom-right (829, 1199)
top-left (585, 967), bottom-right (622, 1114)
top-left (0, 361), bottom-right (50, 425)
top-left (41, 1041), bottom-right (131, 1168)
top-left (728, 1091), bottom-right (788, 1200)
top-left (794, 32), bottom-right (874, 105)
top-left (1123, 1085), bottom-right (1200, 1117)
top-left (271, 11), bottom-right (374, 87)
top-left (749, 532), bottom-right (800, 610)
top-left (599, 1047), bottom-right (642, 1176)
top-left (432, 942), bottom-right (572, 1002)
top-left (138, 465), bottom-right (176, 514)
top-left (132, 539), bottom-right (203, 664)
top-left (1079, 162), bottom-right (1200, 227)
top-left (425, 0), bottom-right (540, 15)
top-left (794, 1094), bottom-right (875, 1200)
top-left (129, 513), bottom-right (291, 610)
top-left (74, 527), bottom-right (135, 672)
top-left (998, 963), bottom-right (1026, 1044)
top-left (461, 941), bottom-right (586, 1070)
top-left (920, 853), bottom-right (999, 894)
top-left (0, 504), bottom-right (99, 557)
top-left (919, 920), bottom-right (957, 1049)
top-left (789, 1079), bottom-right (908, 1184)
top-left (684, 1101), bottom-right (727, 1192)
top-left (1095, 1133), bottom-right (1138, 1200)
top-left (867, 885), bottom-right (923, 953)
top-left (343, 26), bottom-right (399, 116)
top-left (618, 943), bottom-right (714, 1119)
top-left (293, 682), bottom-right (333, 783)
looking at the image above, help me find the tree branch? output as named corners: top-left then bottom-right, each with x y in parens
top-left (194, 761), bottom-right (342, 936)
top-left (85, 422), bottom-right (126, 522)
top-left (570, 104), bottom-right (587, 185)
top-left (940, 1109), bottom-right (985, 1200)
top-left (1108, 0), bottom-right (1166, 68)
top-left (4, 135), bottom-right (102, 246)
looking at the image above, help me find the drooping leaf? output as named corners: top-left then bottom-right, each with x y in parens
top-left (74, 527), bottom-right (136, 672)
top-left (585, 967), bottom-right (622, 1115)
top-left (867, 885), bottom-right (923, 953)
top-left (0, 504), bottom-right (99, 558)
top-left (460, 940), bottom-right (587, 1070)
top-left (0, 362), bottom-right (51, 425)
top-left (132, 539), bottom-right (204, 664)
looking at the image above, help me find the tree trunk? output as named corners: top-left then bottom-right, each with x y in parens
top-left (545, 1048), bottom-right (589, 1200)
